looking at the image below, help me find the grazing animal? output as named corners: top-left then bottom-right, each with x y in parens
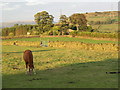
top-left (23, 50), bottom-right (36, 75)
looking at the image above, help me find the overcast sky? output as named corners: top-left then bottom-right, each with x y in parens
top-left (0, 0), bottom-right (119, 22)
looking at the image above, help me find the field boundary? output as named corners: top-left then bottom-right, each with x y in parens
top-left (76, 36), bottom-right (117, 41)
top-left (1, 35), bottom-right (40, 40)
top-left (1, 35), bottom-right (118, 41)
top-left (2, 41), bottom-right (118, 51)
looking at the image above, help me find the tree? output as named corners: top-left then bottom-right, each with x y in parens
top-left (48, 26), bottom-right (60, 35)
top-left (59, 15), bottom-right (69, 35)
top-left (2, 28), bottom-right (9, 36)
top-left (14, 24), bottom-right (19, 27)
top-left (8, 27), bottom-right (16, 36)
top-left (34, 11), bottom-right (54, 33)
top-left (69, 13), bottom-right (87, 31)
top-left (59, 15), bottom-right (68, 25)
top-left (15, 25), bottom-right (27, 36)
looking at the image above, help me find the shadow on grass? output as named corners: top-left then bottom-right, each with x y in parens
top-left (2, 49), bottom-right (56, 54)
top-left (2, 58), bottom-right (118, 88)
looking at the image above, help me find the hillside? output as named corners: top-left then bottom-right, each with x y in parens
top-left (0, 21), bottom-right (36, 28)
top-left (84, 11), bottom-right (118, 22)
top-left (84, 11), bottom-right (118, 32)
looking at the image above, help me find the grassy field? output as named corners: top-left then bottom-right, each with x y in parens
top-left (2, 45), bottom-right (118, 88)
top-left (2, 11), bottom-right (118, 88)
top-left (92, 24), bottom-right (118, 33)
top-left (2, 37), bottom-right (117, 44)
top-left (85, 11), bottom-right (118, 33)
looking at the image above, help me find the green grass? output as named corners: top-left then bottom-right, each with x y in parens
top-left (87, 16), bottom-right (108, 22)
top-left (87, 16), bottom-right (117, 22)
top-left (92, 24), bottom-right (118, 33)
top-left (2, 45), bottom-right (118, 88)
top-left (2, 37), bottom-right (117, 44)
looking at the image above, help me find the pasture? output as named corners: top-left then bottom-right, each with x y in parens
top-left (92, 24), bottom-right (118, 33)
top-left (2, 38), bottom-right (118, 88)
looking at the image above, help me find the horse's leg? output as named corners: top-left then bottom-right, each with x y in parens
top-left (32, 64), bottom-right (36, 74)
top-left (25, 62), bottom-right (29, 74)
top-left (29, 68), bottom-right (31, 75)
top-left (29, 68), bottom-right (33, 75)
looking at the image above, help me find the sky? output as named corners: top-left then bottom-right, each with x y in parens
top-left (0, 0), bottom-right (119, 22)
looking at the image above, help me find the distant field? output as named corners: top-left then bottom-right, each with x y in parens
top-left (85, 11), bottom-right (118, 33)
top-left (92, 24), bottom-right (118, 33)
top-left (87, 16), bottom-right (108, 22)
top-left (2, 45), bottom-right (118, 88)
top-left (2, 37), bottom-right (117, 44)
top-left (87, 16), bottom-right (117, 22)
top-left (85, 11), bottom-right (118, 22)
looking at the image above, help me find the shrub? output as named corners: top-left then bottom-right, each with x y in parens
top-left (78, 32), bottom-right (117, 38)
top-left (70, 31), bottom-right (79, 37)
top-left (48, 26), bottom-right (60, 35)
top-left (8, 32), bottom-right (14, 36)
top-left (32, 31), bottom-right (39, 35)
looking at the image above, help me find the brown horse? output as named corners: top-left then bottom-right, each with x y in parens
top-left (23, 50), bottom-right (36, 75)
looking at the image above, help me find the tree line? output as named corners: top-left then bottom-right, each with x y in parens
top-left (2, 11), bottom-right (93, 36)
